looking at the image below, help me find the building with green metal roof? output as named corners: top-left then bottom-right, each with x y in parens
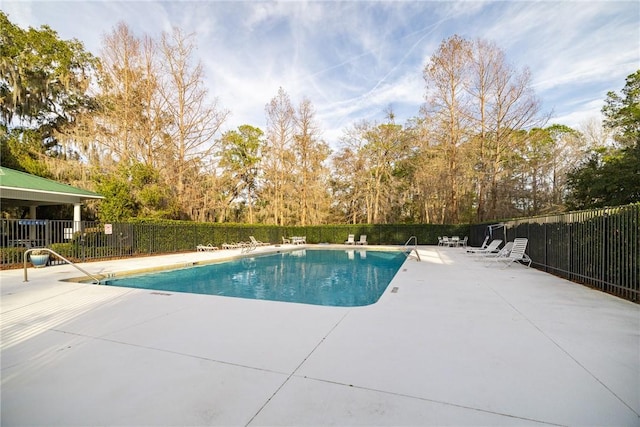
top-left (0, 166), bottom-right (103, 222)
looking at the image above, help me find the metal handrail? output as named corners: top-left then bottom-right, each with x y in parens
top-left (23, 248), bottom-right (102, 284)
top-left (403, 236), bottom-right (421, 261)
top-left (404, 236), bottom-right (417, 247)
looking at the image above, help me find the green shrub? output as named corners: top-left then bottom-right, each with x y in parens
top-left (0, 247), bottom-right (25, 265)
top-left (49, 243), bottom-right (76, 259)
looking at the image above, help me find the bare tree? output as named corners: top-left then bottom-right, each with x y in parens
top-left (329, 124), bottom-right (369, 224)
top-left (292, 98), bottom-right (330, 225)
top-left (422, 35), bottom-right (544, 222)
top-left (579, 117), bottom-right (612, 149)
top-left (156, 28), bottom-right (228, 217)
top-left (422, 35), bottom-right (474, 224)
top-left (97, 22), bottom-right (159, 167)
top-left (466, 38), bottom-right (501, 221)
top-left (409, 117), bottom-right (452, 223)
top-left (262, 87), bottom-right (296, 225)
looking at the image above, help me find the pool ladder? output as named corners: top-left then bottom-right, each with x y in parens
top-left (404, 236), bottom-right (421, 261)
top-left (23, 248), bottom-right (102, 284)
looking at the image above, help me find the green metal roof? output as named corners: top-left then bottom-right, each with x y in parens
top-left (0, 166), bottom-right (103, 207)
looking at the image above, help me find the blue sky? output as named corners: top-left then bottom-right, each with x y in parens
top-left (3, 1), bottom-right (639, 145)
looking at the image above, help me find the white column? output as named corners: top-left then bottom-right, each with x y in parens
top-left (29, 206), bottom-right (38, 242)
top-left (73, 203), bottom-right (82, 233)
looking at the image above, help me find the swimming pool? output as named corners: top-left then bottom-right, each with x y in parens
top-left (103, 248), bottom-right (407, 307)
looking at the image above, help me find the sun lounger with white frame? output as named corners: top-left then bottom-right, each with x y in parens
top-left (197, 243), bottom-right (219, 251)
top-left (467, 239), bottom-right (502, 256)
top-left (486, 238), bottom-right (531, 268)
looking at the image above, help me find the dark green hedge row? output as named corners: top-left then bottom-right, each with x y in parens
top-left (120, 222), bottom-right (470, 253)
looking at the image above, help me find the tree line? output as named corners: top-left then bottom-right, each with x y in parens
top-left (2, 13), bottom-right (638, 225)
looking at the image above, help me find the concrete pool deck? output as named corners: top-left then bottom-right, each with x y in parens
top-left (1, 245), bottom-right (638, 426)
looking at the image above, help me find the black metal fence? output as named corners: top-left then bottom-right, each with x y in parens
top-left (1, 220), bottom-right (468, 267)
top-left (5, 205), bottom-right (638, 302)
top-left (470, 203), bottom-right (640, 302)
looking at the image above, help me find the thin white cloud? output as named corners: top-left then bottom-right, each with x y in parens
top-left (552, 99), bottom-right (605, 130)
top-left (2, 0), bottom-right (638, 146)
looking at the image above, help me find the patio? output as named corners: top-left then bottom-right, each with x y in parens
top-left (1, 245), bottom-right (638, 426)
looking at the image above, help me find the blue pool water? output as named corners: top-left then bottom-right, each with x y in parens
top-left (103, 249), bottom-right (407, 307)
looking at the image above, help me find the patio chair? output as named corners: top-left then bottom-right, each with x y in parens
top-left (486, 238), bottom-right (531, 268)
top-left (355, 235), bottom-right (368, 245)
top-left (345, 234), bottom-right (355, 245)
top-left (441, 236), bottom-right (450, 246)
top-left (449, 236), bottom-right (460, 247)
top-left (282, 236), bottom-right (291, 244)
top-left (467, 239), bottom-right (502, 256)
top-left (457, 236), bottom-right (468, 248)
top-left (437, 236), bottom-right (444, 246)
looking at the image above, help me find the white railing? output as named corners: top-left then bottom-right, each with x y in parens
top-left (23, 248), bottom-right (102, 284)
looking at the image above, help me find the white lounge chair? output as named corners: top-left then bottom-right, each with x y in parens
top-left (282, 236), bottom-right (291, 244)
top-left (355, 235), bottom-right (367, 245)
top-left (345, 234), bottom-right (355, 245)
top-left (466, 235), bottom-right (489, 252)
top-left (249, 236), bottom-right (268, 246)
top-left (221, 242), bottom-right (241, 249)
top-left (467, 239), bottom-right (502, 256)
top-left (480, 241), bottom-right (513, 261)
top-left (197, 243), bottom-right (218, 251)
top-left (486, 238), bottom-right (531, 268)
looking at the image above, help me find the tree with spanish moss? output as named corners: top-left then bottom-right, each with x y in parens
top-left (0, 11), bottom-right (98, 177)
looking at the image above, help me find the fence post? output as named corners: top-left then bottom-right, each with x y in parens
top-left (544, 220), bottom-right (548, 273)
top-left (80, 221), bottom-right (86, 262)
top-left (602, 210), bottom-right (609, 292)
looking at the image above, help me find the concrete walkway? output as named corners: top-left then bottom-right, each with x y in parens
top-left (1, 245), bottom-right (638, 426)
